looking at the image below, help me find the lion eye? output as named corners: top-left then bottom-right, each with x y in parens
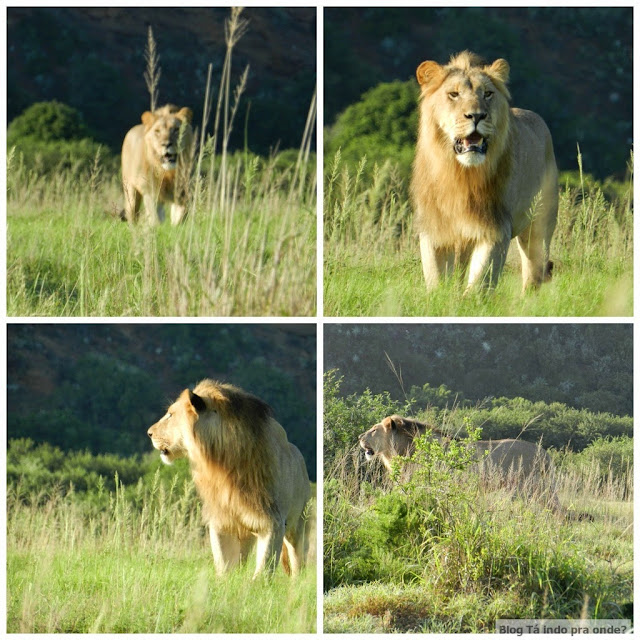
top-left (448, 91), bottom-right (459, 99)
top-left (484, 90), bottom-right (493, 99)
top-left (165, 412), bottom-right (172, 420)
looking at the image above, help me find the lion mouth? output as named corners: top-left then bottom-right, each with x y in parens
top-left (454, 132), bottom-right (488, 155)
top-left (363, 447), bottom-right (375, 460)
top-left (161, 152), bottom-right (177, 169)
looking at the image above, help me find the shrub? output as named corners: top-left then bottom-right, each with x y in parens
top-left (567, 436), bottom-right (633, 492)
top-left (7, 101), bottom-right (115, 175)
top-left (7, 101), bottom-right (92, 144)
top-left (324, 80), bottom-right (417, 180)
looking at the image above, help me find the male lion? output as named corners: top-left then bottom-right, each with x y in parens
top-left (147, 379), bottom-right (311, 577)
top-left (411, 51), bottom-right (558, 292)
top-left (121, 104), bottom-right (193, 225)
top-left (359, 415), bottom-right (559, 509)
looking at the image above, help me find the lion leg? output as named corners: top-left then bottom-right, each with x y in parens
top-left (466, 236), bottom-right (510, 290)
top-left (170, 203), bottom-right (187, 225)
top-left (142, 193), bottom-right (161, 226)
top-left (516, 231), bottom-right (550, 290)
top-left (419, 232), bottom-right (455, 290)
top-left (253, 521), bottom-right (285, 578)
top-left (123, 184), bottom-right (141, 223)
top-left (209, 527), bottom-right (243, 575)
top-left (282, 518), bottom-right (307, 577)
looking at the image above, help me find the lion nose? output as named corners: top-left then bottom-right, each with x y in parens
top-left (147, 427), bottom-right (153, 437)
top-left (465, 112), bottom-right (487, 125)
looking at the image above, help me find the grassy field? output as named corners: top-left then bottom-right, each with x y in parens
top-left (6, 149), bottom-right (316, 317)
top-left (323, 446), bottom-right (632, 633)
top-left (7, 13), bottom-right (316, 318)
top-left (324, 154), bottom-right (633, 316)
top-left (7, 469), bottom-right (317, 633)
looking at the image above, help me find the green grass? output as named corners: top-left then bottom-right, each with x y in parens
top-left (7, 153), bottom-right (316, 317)
top-left (323, 154), bottom-right (633, 317)
top-left (323, 444), bottom-right (633, 633)
top-left (7, 474), bottom-right (317, 633)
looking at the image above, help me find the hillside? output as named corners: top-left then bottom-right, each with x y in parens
top-left (7, 324), bottom-right (317, 478)
top-left (325, 7), bottom-right (632, 178)
top-left (324, 324), bottom-right (633, 418)
top-left (7, 7), bottom-right (316, 155)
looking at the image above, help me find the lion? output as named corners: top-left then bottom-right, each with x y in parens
top-left (121, 104), bottom-right (194, 225)
top-left (147, 379), bottom-right (311, 577)
top-left (411, 51), bottom-right (558, 292)
top-left (359, 415), bottom-right (560, 509)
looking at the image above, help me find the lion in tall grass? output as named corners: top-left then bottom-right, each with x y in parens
top-left (121, 104), bottom-right (193, 225)
top-left (411, 51), bottom-right (558, 292)
top-left (359, 414), bottom-right (560, 509)
top-left (147, 379), bottom-right (311, 577)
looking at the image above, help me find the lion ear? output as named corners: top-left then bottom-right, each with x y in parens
top-left (416, 61), bottom-right (446, 89)
top-left (141, 111), bottom-right (155, 129)
top-left (176, 107), bottom-right (193, 124)
top-left (487, 58), bottom-right (510, 84)
top-left (382, 416), bottom-right (397, 431)
top-left (188, 390), bottom-right (207, 413)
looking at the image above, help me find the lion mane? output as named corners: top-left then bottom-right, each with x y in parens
top-left (147, 379), bottom-right (311, 577)
top-left (121, 104), bottom-right (194, 225)
top-left (359, 414), bottom-right (561, 511)
top-left (411, 51), bottom-right (558, 292)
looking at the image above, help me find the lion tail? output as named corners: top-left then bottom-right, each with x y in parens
top-left (544, 260), bottom-right (554, 281)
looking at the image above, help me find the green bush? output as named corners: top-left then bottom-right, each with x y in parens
top-left (7, 438), bottom-right (194, 513)
top-left (7, 101), bottom-right (92, 144)
top-left (568, 436), bottom-right (633, 490)
top-left (324, 80), bottom-right (417, 180)
top-left (7, 101), bottom-right (115, 175)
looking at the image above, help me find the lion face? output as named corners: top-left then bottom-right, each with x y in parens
top-left (142, 106), bottom-right (193, 171)
top-left (416, 54), bottom-right (511, 169)
top-left (436, 71), bottom-right (503, 167)
top-left (359, 416), bottom-right (415, 463)
top-left (147, 388), bottom-right (207, 464)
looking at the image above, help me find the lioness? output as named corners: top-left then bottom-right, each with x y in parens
top-left (359, 415), bottom-right (559, 507)
top-left (121, 104), bottom-right (193, 225)
top-left (411, 51), bottom-right (558, 291)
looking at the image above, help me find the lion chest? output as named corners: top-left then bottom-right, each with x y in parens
top-left (140, 148), bottom-right (177, 201)
top-left (192, 464), bottom-right (273, 534)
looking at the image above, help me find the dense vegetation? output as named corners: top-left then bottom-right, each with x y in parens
top-left (323, 374), bottom-right (633, 632)
top-left (8, 7), bottom-right (316, 157)
top-left (7, 324), bottom-right (316, 479)
top-left (324, 324), bottom-right (633, 418)
top-left (7, 439), bottom-right (317, 632)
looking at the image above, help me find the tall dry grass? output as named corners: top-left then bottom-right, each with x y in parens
top-left (6, 7), bottom-right (316, 317)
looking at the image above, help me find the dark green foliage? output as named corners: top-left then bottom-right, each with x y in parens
top-left (8, 8), bottom-right (316, 158)
top-left (7, 438), bottom-right (176, 503)
top-left (325, 81), bottom-right (417, 180)
top-left (324, 7), bottom-right (632, 179)
top-left (7, 101), bottom-right (92, 143)
top-left (7, 324), bottom-right (316, 479)
top-left (7, 101), bottom-right (116, 175)
top-left (324, 324), bottom-right (633, 418)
